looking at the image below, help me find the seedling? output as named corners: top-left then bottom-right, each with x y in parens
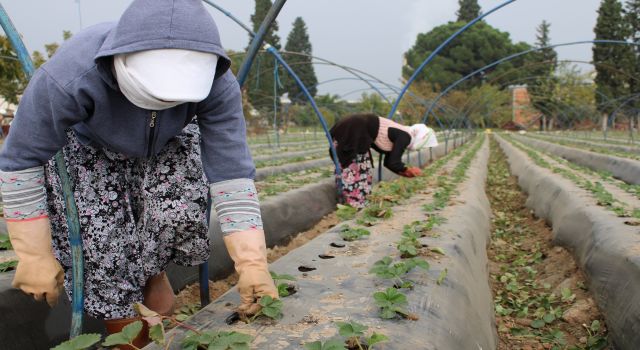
top-left (336, 204), bottom-right (358, 221)
top-left (560, 288), bottom-right (576, 303)
top-left (0, 234), bottom-right (12, 250)
top-left (396, 236), bottom-right (421, 258)
top-left (373, 288), bottom-right (416, 320)
top-left (370, 257), bottom-right (429, 288)
top-left (339, 226), bottom-right (371, 241)
top-left (304, 338), bottom-right (348, 350)
top-left (336, 321), bottom-right (368, 350)
top-left (270, 271), bottom-right (297, 297)
top-left (582, 320), bottom-right (608, 350)
top-left (0, 260), bottom-right (17, 272)
top-left (249, 295), bottom-right (283, 322)
top-left (182, 330), bottom-right (253, 350)
top-left (335, 321), bottom-right (389, 350)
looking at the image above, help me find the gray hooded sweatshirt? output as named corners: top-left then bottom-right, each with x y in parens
top-left (0, 0), bottom-right (253, 184)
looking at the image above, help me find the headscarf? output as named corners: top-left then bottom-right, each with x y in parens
top-left (113, 49), bottom-right (218, 110)
top-left (408, 124), bottom-right (438, 151)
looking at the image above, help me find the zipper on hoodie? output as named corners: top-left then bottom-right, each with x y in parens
top-left (147, 111), bottom-right (157, 158)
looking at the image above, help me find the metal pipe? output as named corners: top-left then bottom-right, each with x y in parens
top-left (236, 0), bottom-right (287, 87)
top-left (423, 40), bottom-right (640, 123)
top-left (0, 4), bottom-right (85, 338)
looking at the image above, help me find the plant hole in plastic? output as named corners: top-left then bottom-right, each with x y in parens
top-left (318, 254), bottom-right (335, 259)
top-left (225, 312), bottom-right (240, 325)
top-left (298, 265), bottom-right (316, 272)
top-left (330, 242), bottom-right (346, 248)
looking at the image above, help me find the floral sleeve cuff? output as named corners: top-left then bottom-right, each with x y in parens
top-left (0, 166), bottom-right (48, 221)
top-left (210, 178), bottom-right (263, 235)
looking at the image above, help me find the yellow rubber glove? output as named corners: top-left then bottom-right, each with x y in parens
top-left (7, 218), bottom-right (64, 307)
top-left (223, 229), bottom-right (278, 316)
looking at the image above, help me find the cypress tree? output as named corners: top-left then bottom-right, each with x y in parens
top-left (457, 0), bottom-right (481, 22)
top-left (625, 0), bottom-right (640, 132)
top-left (245, 0), bottom-right (283, 110)
top-left (529, 20), bottom-right (558, 130)
top-left (593, 0), bottom-right (633, 130)
top-left (283, 17), bottom-right (318, 104)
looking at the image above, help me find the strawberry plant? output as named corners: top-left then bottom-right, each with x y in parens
top-left (304, 339), bottom-right (348, 350)
top-left (370, 257), bottom-right (429, 289)
top-left (336, 204), bottom-right (358, 221)
top-left (339, 225), bottom-right (371, 241)
top-left (270, 271), bottom-right (297, 297)
top-left (0, 233), bottom-right (12, 250)
top-left (249, 295), bottom-right (283, 321)
top-left (0, 260), bottom-right (17, 272)
top-left (336, 321), bottom-right (389, 350)
top-left (373, 287), bottom-right (416, 320)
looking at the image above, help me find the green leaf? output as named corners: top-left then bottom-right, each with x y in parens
top-left (0, 234), bottom-right (12, 250)
top-left (121, 320), bottom-right (143, 342)
top-left (436, 268), bottom-right (448, 285)
top-left (51, 334), bottom-right (102, 350)
top-left (0, 260), bottom-right (17, 272)
top-left (543, 313), bottom-right (556, 324)
top-left (366, 332), bottom-right (389, 348)
top-left (304, 342), bottom-right (322, 350)
top-left (531, 319), bottom-right (546, 329)
top-left (102, 333), bottom-right (130, 347)
top-left (277, 283), bottom-right (290, 297)
top-left (591, 320), bottom-right (601, 332)
top-left (304, 338), bottom-right (348, 350)
top-left (336, 321), bottom-right (367, 338)
top-left (430, 247), bottom-right (446, 255)
top-left (149, 323), bottom-right (165, 345)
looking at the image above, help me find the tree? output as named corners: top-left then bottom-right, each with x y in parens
top-left (0, 30), bottom-right (73, 105)
top-left (625, 0), bottom-right (640, 134)
top-left (245, 0), bottom-right (283, 110)
top-left (593, 0), bottom-right (633, 131)
top-left (282, 17), bottom-right (317, 104)
top-left (403, 21), bottom-right (531, 91)
top-left (457, 0), bottom-right (481, 22)
top-left (528, 20), bottom-right (558, 130)
top-left (0, 36), bottom-right (27, 105)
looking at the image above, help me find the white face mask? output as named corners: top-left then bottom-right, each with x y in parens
top-left (113, 49), bottom-right (219, 110)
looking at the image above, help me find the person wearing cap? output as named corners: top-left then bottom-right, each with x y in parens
top-left (329, 113), bottom-right (438, 208)
top-left (0, 0), bottom-right (276, 346)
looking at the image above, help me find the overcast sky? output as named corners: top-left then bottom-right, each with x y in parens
top-left (2, 0), bottom-right (603, 99)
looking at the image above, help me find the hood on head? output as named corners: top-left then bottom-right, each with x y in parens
top-left (95, 0), bottom-right (230, 79)
top-left (408, 124), bottom-right (438, 151)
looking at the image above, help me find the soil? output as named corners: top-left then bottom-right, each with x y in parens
top-left (487, 137), bottom-right (610, 349)
top-left (173, 212), bottom-right (340, 313)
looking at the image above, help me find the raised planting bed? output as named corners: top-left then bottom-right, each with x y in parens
top-left (496, 134), bottom-right (640, 349)
top-left (143, 136), bottom-right (496, 350)
top-left (251, 144), bottom-right (326, 158)
top-left (506, 135), bottom-right (640, 220)
top-left (522, 134), bottom-right (640, 162)
top-left (486, 137), bottom-right (610, 349)
top-left (256, 167), bottom-right (333, 199)
top-left (514, 135), bottom-right (640, 186)
top-left (526, 133), bottom-right (640, 157)
top-left (0, 135), bottom-right (473, 349)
